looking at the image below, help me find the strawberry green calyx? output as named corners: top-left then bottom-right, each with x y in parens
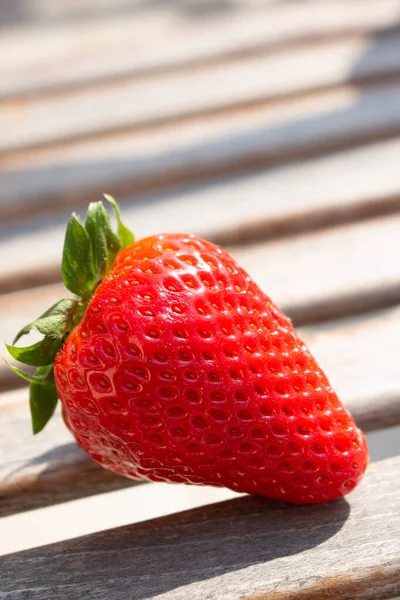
top-left (5, 195), bottom-right (134, 434)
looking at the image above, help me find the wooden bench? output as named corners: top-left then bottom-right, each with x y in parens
top-left (1, 1), bottom-right (400, 597)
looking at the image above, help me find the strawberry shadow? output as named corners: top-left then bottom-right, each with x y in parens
top-left (1, 491), bottom-right (350, 598)
top-left (0, 441), bottom-right (139, 518)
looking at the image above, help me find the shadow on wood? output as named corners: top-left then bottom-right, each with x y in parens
top-left (0, 493), bottom-right (350, 599)
top-left (0, 441), bottom-right (137, 518)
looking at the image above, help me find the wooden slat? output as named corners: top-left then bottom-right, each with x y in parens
top-left (3, 30), bottom-right (400, 154)
top-left (4, 128), bottom-right (400, 268)
top-left (0, 477), bottom-right (239, 557)
top-left (1, 0), bottom-right (399, 99)
top-left (1, 456), bottom-right (399, 600)
top-left (3, 83), bottom-right (400, 229)
top-left (2, 306), bottom-right (400, 517)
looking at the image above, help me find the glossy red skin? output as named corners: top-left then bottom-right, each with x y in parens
top-left (54, 234), bottom-right (368, 504)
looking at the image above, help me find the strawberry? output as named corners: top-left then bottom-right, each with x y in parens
top-left (7, 196), bottom-right (368, 504)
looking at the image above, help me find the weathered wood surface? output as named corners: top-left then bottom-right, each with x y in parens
top-left (3, 132), bottom-right (400, 298)
top-left (3, 88), bottom-right (400, 226)
top-left (3, 32), bottom-right (400, 157)
top-left (1, 456), bottom-right (399, 600)
top-left (2, 0), bottom-right (399, 99)
top-left (0, 475), bottom-right (239, 558)
top-left (2, 306), bottom-right (400, 517)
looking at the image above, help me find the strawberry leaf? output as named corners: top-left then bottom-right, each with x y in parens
top-left (6, 336), bottom-right (63, 367)
top-left (30, 366), bottom-right (58, 434)
top-left (62, 214), bottom-right (96, 298)
top-left (85, 202), bottom-right (121, 278)
top-left (5, 362), bottom-right (54, 386)
top-left (13, 299), bottom-right (77, 344)
top-left (85, 202), bottom-right (108, 279)
top-left (105, 194), bottom-right (134, 248)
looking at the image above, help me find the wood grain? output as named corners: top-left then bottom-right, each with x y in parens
top-left (1, 0), bottom-right (399, 99)
top-left (2, 306), bottom-right (400, 517)
top-left (3, 83), bottom-right (400, 228)
top-left (4, 27), bottom-right (400, 155)
top-left (3, 127), bottom-right (400, 278)
top-left (1, 456), bottom-right (399, 600)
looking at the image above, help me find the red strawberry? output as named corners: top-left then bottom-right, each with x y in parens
top-left (7, 196), bottom-right (368, 504)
